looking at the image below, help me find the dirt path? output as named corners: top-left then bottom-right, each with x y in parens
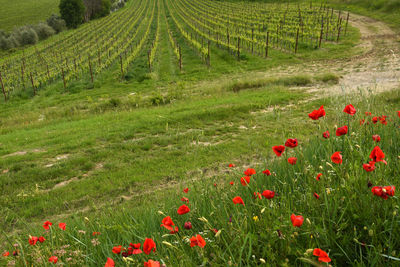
top-left (278, 12), bottom-right (400, 95)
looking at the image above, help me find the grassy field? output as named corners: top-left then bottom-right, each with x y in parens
top-left (0, 0), bottom-right (399, 266)
top-left (0, 0), bottom-right (59, 32)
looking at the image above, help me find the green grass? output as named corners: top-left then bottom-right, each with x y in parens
top-left (0, 0), bottom-right (59, 32)
top-left (1, 89), bottom-right (399, 266)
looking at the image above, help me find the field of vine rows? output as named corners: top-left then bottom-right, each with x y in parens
top-left (0, 0), bottom-right (350, 101)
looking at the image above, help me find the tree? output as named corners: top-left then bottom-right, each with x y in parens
top-left (59, 0), bottom-right (85, 28)
top-left (83, 0), bottom-right (111, 21)
top-left (47, 14), bottom-right (67, 33)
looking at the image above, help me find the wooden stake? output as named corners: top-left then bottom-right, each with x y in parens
top-left (179, 45), bottom-right (182, 71)
top-left (265, 31), bottom-right (269, 58)
top-left (0, 71), bottom-right (6, 101)
top-left (61, 67), bottom-right (66, 89)
top-left (21, 63), bottom-right (25, 90)
top-left (120, 55), bottom-right (124, 79)
top-left (88, 55), bottom-right (93, 83)
top-left (345, 12), bottom-right (350, 35)
top-left (30, 72), bottom-right (36, 96)
top-left (319, 17), bottom-right (324, 48)
top-left (337, 18), bottom-right (342, 42)
top-left (237, 37), bottom-right (240, 60)
top-left (295, 28), bottom-right (299, 53)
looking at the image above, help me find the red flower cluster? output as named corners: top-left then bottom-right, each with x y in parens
top-left (262, 169), bottom-right (271, 176)
top-left (190, 234), bottom-right (206, 248)
top-left (290, 214), bottom-right (304, 227)
top-left (313, 248), bottom-right (331, 262)
top-left (371, 186), bottom-right (395, 199)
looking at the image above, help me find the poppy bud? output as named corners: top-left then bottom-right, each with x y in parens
top-left (184, 222), bottom-right (192, 229)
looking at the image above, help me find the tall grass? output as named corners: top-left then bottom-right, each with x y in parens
top-left (1, 90), bottom-right (399, 266)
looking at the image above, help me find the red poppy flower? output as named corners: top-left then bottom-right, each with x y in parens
top-left (290, 214), bottom-right (304, 227)
top-left (313, 248), bottom-right (331, 262)
top-left (129, 243), bottom-right (142, 254)
top-left (262, 190), bottom-right (275, 199)
top-left (372, 116), bottom-right (378, 124)
top-left (144, 260), bottom-right (160, 267)
top-left (336, 125), bottom-right (348, 136)
top-left (360, 119), bottom-right (365, 125)
top-left (2, 251), bottom-right (9, 257)
top-left (229, 181), bottom-right (234, 185)
top-left (285, 138), bottom-right (298, 148)
top-left (322, 131), bottom-right (330, 139)
top-left (29, 236), bottom-right (38, 245)
top-left (343, 104), bottom-right (356, 115)
top-left (58, 222), bottom-right (66, 231)
top-left (363, 161), bottom-right (376, 172)
top-left (43, 220), bottom-right (52, 230)
top-left (93, 232), bottom-right (101, 236)
top-left (244, 168), bottom-right (256, 176)
top-left (12, 251), bottom-right (18, 256)
top-left (316, 173), bottom-right (322, 181)
top-left (272, 145), bottom-right (285, 157)
top-left (183, 188), bottom-right (189, 193)
top-left (190, 234), bottom-right (206, 248)
top-left (372, 135), bottom-right (381, 142)
top-left (184, 221), bottom-right (192, 229)
top-left (214, 183), bottom-right (217, 187)
top-left (308, 106), bottom-right (326, 120)
top-left (369, 146), bottom-right (386, 164)
top-left (331, 151), bottom-right (342, 164)
top-left (371, 186), bottom-right (395, 199)
top-left (398, 111), bottom-right (400, 118)
top-left (177, 204), bottom-right (190, 215)
top-left (288, 157), bottom-right (297, 165)
top-left (253, 192), bottom-right (262, 199)
top-left (38, 236), bottom-right (45, 243)
top-left (48, 256), bottom-right (58, 264)
top-left (181, 197), bottom-right (189, 203)
top-left (232, 196), bottom-right (244, 206)
top-left (240, 176), bottom-right (250, 186)
top-left (161, 216), bottom-right (174, 230)
top-left (112, 245), bottom-right (123, 254)
top-left (365, 112), bottom-right (371, 116)
top-left (228, 163), bottom-right (235, 167)
top-left (104, 257), bottom-right (115, 267)
top-left (379, 115), bottom-right (387, 125)
top-left (143, 238), bottom-right (156, 255)
top-left (313, 193), bottom-right (320, 199)
top-left (262, 169), bottom-right (271, 176)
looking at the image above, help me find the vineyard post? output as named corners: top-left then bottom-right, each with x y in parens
top-left (227, 30), bottom-right (230, 54)
top-left (319, 17), bottom-right (324, 48)
top-left (74, 58), bottom-right (77, 78)
top-left (179, 46), bottom-right (182, 71)
top-left (207, 40), bottom-right (211, 67)
top-left (237, 37), bottom-right (240, 60)
top-left (0, 71), bottom-right (6, 101)
top-left (147, 51), bottom-right (151, 72)
top-left (46, 64), bottom-right (50, 80)
top-left (251, 28), bottom-right (254, 54)
top-left (30, 72), bottom-right (36, 96)
top-left (337, 18), bottom-right (342, 42)
top-left (21, 63), bottom-right (25, 90)
top-left (265, 31), bottom-right (269, 58)
top-left (88, 55), bottom-right (94, 83)
top-left (345, 12), bottom-right (350, 35)
top-left (295, 28), bottom-right (299, 54)
top-left (326, 19), bottom-right (330, 41)
top-left (98, 50), bottom-right (101, 66)
top-left (61, 67), bottom-right (66, 89)
top-left (120, 55), bottom-right (124, 79)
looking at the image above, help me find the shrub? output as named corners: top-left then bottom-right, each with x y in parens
top-left (59, 0), bottom-right (85, 28)
top-left (33, 22), bottom-right (55, 40)
top-left (18, 26), bottom-right (39, 45)
top-left (46, 14), bottom-right (66, 33)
